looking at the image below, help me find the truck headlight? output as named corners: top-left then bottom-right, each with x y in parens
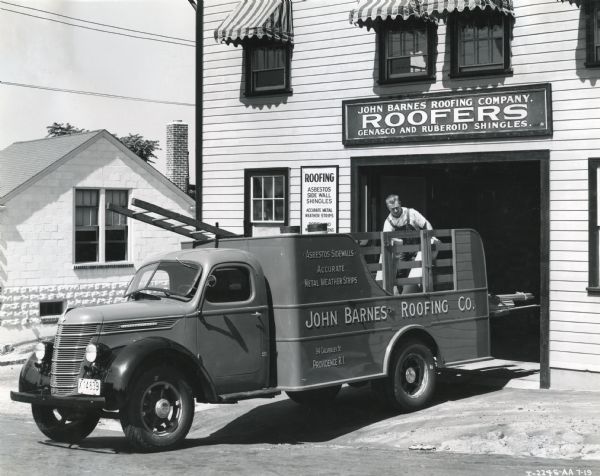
top-left (85, 343), bottom-right (97, 363)
top-left (34, 342), bottom-right (45, 363)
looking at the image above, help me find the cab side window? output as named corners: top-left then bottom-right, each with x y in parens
top-left (205, 267), bottom-right (252, 303)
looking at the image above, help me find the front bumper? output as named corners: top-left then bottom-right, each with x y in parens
top-left (10, 390), bottom-right (106, 409)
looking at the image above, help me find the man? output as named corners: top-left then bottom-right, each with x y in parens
top-left (383, 194), bottom-right (433, 235)
top-left (380, 194), bottom-right (437, 294)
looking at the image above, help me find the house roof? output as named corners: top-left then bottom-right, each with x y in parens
top-left (0, 131), bottom-right (99, 199)
top-left (0, 130), bottom-right (194, 205)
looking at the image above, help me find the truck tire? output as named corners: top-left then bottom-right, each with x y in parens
top-left (120, 366), bottom-right (194, 452)
top-left (373, 339), bottom-right (436, 412)
top-left (31, 405), bottom-right (100, 443)
top-left (286, 385), bottom-right (341, 406)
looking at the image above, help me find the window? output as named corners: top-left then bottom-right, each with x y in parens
top-left (450, 11), bottom-right (512, 77)
top-left (105, 190), bottom-right (128, 262)
top-left (75, 189), bottom-right (99, 263)
top-left (589, 159), bottom-right (600, 293)
top-left (244, 168), bottom-right (289, 236)
top-left (40, 300), bottom-right (64, 317)
top-left (75, 188), bottom-right (128, 264)
top-left (244, 42), bottom-right (291, 96)
top-left (585, 0), bottom-right (600, 67)
top-left (379, 19), bottom-right (435, 83)
top-left (205, 267), bottom-right (252, 303)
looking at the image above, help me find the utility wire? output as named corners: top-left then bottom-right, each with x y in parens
top-left (0, 1), bottom-right (195, 43)
top-left (0, 81), bottom-right (195, 107)
top-left (0, 7), bottom-right (195, 47)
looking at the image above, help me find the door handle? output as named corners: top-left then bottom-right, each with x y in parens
top-left (251, 311), bottom-right (262, 317)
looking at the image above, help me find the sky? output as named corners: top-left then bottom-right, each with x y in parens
top-left (0, 0), bottom-right (196, 178)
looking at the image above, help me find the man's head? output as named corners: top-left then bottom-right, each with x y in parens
top-left (385, 194), bottom-right (402, 218)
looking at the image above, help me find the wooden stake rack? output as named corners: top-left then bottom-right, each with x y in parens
top-left (107, 198), bottom-right (238, 244)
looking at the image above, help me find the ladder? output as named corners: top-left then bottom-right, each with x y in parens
top-left (107, 198), bottom-right (238, 244)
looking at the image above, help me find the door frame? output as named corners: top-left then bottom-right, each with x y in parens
top-left (350, 150), bottom-right (550, 388)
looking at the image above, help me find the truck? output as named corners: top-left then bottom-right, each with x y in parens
top-left (11, 227), bottom-right (494, 452)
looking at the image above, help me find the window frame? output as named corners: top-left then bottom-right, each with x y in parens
top-left (243, 39), bottom-right (292, 97)
top-left (74, 188), bottom-right (130, 265)
top-left (449, 10), bottom-right (512, 78)
top-left (585, 0), bottom-right (600, 67)
top-left (244, 168), bottom-right (289, 236)
top-left (588, 158), bottom-right (600, 294)
top-left (378, 18), bottom-right (436, 84)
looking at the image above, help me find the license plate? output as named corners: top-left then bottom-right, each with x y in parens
top-left (78, 378), bottom-right (101, 396)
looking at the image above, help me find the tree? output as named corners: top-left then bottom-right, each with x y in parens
top-left (46, 122), bottom-right (160, 164)
top-left (46, 122), bottom-right (87, 137)
top-left (117, 134), bottom-right (159, 164)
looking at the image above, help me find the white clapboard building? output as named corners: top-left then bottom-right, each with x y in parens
top-left (198, 0), bottom-right (600, 390)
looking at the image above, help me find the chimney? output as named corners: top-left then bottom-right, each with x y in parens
top-left (166, 120), bottom-right (189, 193)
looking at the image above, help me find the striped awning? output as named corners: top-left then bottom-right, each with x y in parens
top-left (214, 0), bottom-right (294, 46)
top-left (350, 0), bottom-right (424, 27)
top-left (422, 0), bottom-right (514, 19)
top-left (350, 0), bottom-right (514, 27)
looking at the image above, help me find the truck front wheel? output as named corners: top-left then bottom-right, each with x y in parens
top-left (31, 405), bottom-right (100, 443)
top-left (374, 340), bottom-right (436, 412)
top-left (120, 366), bottom-right (194, 452)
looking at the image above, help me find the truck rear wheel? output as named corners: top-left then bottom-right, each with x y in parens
top-left (286, 385), bottom-right (341, 406)
top-left (31, 405), bottom-right (100, 443)
top-left (120, 366), bottom-right (194, 452)
top-left (373, 339), bottom-right (436, 412)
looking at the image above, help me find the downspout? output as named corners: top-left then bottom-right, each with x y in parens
top-left (195, 0), bottom-right (203, 222)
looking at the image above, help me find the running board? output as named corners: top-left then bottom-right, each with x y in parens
top-left (218, 389), bottom-right (281, 403)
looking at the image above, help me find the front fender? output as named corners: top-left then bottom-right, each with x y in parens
top-left (104, 337), bottom-right (217, 408)
top-left (18, 354), bottom-right (51, 393)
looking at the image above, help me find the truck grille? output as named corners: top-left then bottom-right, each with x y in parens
top-left (50, 323), bottom-right (100, 396)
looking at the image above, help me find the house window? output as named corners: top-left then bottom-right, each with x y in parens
top-left (589, 159), bottom-right (600, 293)
top-left (586, 0), bottom-right (600, 67)
top-left (244, 168), bottom-right (289, 235)
top-left (75, 189), bottom-right (99, 263)
top-left (75, 188), bottom-right (128, 264)
top-left (40, 300), bottom-right (64, 317)
top-left (105, 189), bottom-right (128, 262)
top-left (245, 42), bottom-right (291, 96)
top-left (379, 20), bottom-right (435, 83)
top-left (450, 11), bottom-right (512, 77)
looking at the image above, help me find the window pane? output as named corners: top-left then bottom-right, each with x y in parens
top-left (252, 176), bottom-right (263, 198)
top-left (252, 199), bottom-right (263, 221)
top-left (274, 176), bottom-right (284, 198)
top-left (275, 199), bottom-right (284, 221)
top-left (205, 267), bottom-right (251, 303)
top-left (75, 229), bottom-right (98, 263)
top-left (106, 243), bottom-right (127, 262)
top-left (254, 69), bottom-right (285, 90)
top-left (264, 200), bottom-right (274, 221)
top-left (389, 57), bottom-right (412, 75)
top-left (264, 177), bottom-right (274, 199)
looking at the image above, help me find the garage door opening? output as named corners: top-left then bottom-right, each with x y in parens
top-left (354, 158), bottom-right (544, 364)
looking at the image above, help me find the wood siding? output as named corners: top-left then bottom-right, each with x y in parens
top-left (202, 1), bottom-right (600, 376)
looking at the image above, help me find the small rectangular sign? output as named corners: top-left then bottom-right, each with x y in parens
top-left (301, 166), bottom-right (338, 233)
top-left (343, 84), bottom-right (552, 145)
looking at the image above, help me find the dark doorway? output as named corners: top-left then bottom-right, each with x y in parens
top-left (355, 158), bottom-right (543, 363)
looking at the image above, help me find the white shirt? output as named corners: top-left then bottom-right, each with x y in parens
top-left (383, 207), bottom-right (432, 232)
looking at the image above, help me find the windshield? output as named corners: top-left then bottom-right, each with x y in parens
top-left (125, 260), bottom-right (202, 301)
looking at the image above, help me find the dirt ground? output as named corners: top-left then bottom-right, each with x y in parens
top-left (2, 358), bottom-right (599, 462)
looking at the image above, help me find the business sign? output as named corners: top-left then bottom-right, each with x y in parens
top-left (342, 84), bottom-right (552, 145)
top-left (301, 166), bottom-right (338, 234)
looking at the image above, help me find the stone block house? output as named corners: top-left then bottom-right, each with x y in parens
top-left (0, 129), bottom-right (194, 323)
